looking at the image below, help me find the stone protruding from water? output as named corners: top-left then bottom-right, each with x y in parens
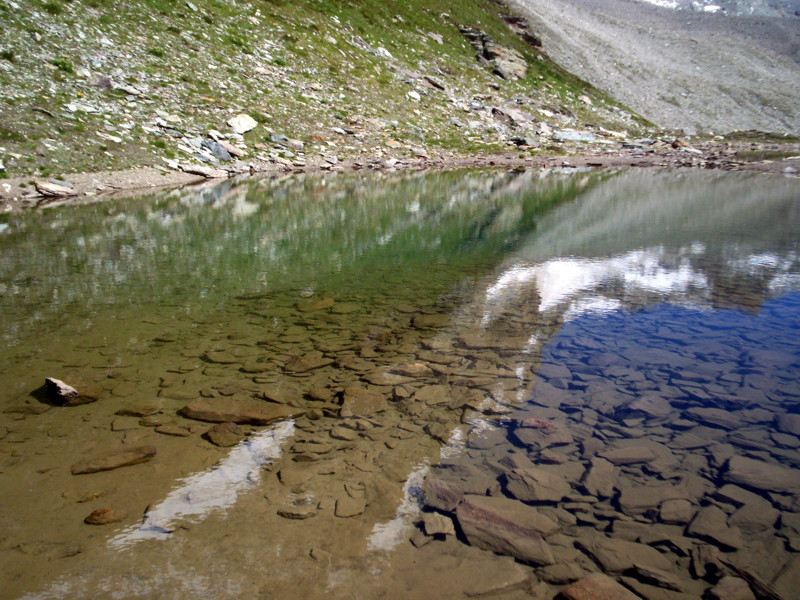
top-left (45, 377), bottom-right (98, 406)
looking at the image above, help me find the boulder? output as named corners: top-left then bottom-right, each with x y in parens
top-left (227, 113), bottom-right (258, 134)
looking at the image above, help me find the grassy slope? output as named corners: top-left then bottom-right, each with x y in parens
top-left (0, 0), bottom-right (649, 178)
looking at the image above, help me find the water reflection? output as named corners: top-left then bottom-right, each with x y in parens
top-left (111, 421), bottom-right (294, 548)
top-left (1, 168), bottom-right (799, 600)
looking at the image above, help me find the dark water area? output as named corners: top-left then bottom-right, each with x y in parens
top-left (0, 168), bottom-right (799, 599)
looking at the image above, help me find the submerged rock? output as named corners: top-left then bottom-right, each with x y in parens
top-left (180, 397), bottom-right (303, 425)
top-left (707, 576), bottom-right (756, 600)
top-left (559, 573), bottom-right (640, 600)
top-left (504, 466), bottom-right (571, 503)
top-left (71, 445), bottom-right (156, 475)
top-left (84, 507), bottom-right (127, 525)
top-left (687, 505), bottom-right (744, 550)
top-left (455, 494), bottom-right (556, 565)
top-left (724, 456), bottom-right (800, 494)
top-left (204, 422), bottom-right (246, 447)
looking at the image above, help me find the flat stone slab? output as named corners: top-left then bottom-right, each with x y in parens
top-left (599, 446), bottom-right (658, 465)
top-left (687, 505), bottom-right (744, 550)
top-left (724, 456), bottom-right (800, 494)
top-left (180, 397), bottom-right (303, 425)
top-left (576, 537), bottom-right (674, 573)
top-left (71, 445), bottom-right (156, 475)
top-left (559, 573), bottom-right (640, 600)
top-left (455, 494), bottom-right (556, 566)
top-left (340, 386), bottom-right (386, 417)
top-left (505, 466), bottom-right (571, 503)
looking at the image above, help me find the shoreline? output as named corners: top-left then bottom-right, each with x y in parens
top-left (2, 139), bottom-right (799, 212)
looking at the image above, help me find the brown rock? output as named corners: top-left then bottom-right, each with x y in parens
top-left (724, 456), bottom-right (800, 494)
top-left (505, 466), bottom-right (571, 503)
top-left (155, 424), bottom-right (190, 437)
top-left (559, 573), bottom-right (640, 600)
top-left (687, 506), bottom-right (744, 550)
top-left (71, 445), bottom-right (156, 475)
top-left (422, 512), bottom-right (456, 536)
top-left (205, 422), bottom-right (245, 447)
top-left (334, 495), bottom-right (366, 518)
top-left (581, 457), bottom-right (617, 498)
top-left (576, 538), bottom-right (674, 573)
top-left (599, 446), bottom-right (658, 465)
top-left (413, 314), bottom-right (449, 328)
top-left (423, 477), bottom-right (464, 512)
top-left (455, 494), bottom-right (556, 565)
top-left (84, 507), bottom-right (127, 525)
top-left (340, 386), bottom-right (386, 417)
top-left (180, 397), bottom-right (303, 425)
top-left (707, 576), bottom-right (756, 600)
top-left (296, 297), bottom-right (334, 312)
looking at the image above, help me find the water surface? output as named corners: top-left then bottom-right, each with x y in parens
top-left (0, 168), bottom-right (798, 599)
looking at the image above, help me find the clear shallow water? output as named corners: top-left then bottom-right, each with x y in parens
top-left (0, 168), bottom-right (799, 599)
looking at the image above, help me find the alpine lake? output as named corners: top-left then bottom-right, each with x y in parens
top-left (1, 167), bottom-right (799, 600)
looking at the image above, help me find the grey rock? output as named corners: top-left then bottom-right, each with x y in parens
top-left (201, 139), bottom-right (232, 162)
top-left (775, 413), bottom-right (800, 436)
top-left (227, 113), bottom-right (258, 134)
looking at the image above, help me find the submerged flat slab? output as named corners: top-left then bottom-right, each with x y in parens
top-left (180, 397), bottom-right (304, 425)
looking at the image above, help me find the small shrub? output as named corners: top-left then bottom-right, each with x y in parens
top-left (273, 57), bottom-right (287, 67)
top-left (43, 1), bottom-right (62, 15)
top-left (50, 57), bottom-right (74, 73)
top-left (1, 49), bottom-right (15, 62)
top-left (148, 47), bottom-right (165, 58)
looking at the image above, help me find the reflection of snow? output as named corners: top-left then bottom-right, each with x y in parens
top-left (110, 420), bottom-right (294, 549)
top-left (483, 246), bottom-right (710, 324)
top-left (366, 426), bottom-right (466, 552)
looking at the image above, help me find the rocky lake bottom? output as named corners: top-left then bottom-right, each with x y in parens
top-left (0, 168), bottom-right (798, 599)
